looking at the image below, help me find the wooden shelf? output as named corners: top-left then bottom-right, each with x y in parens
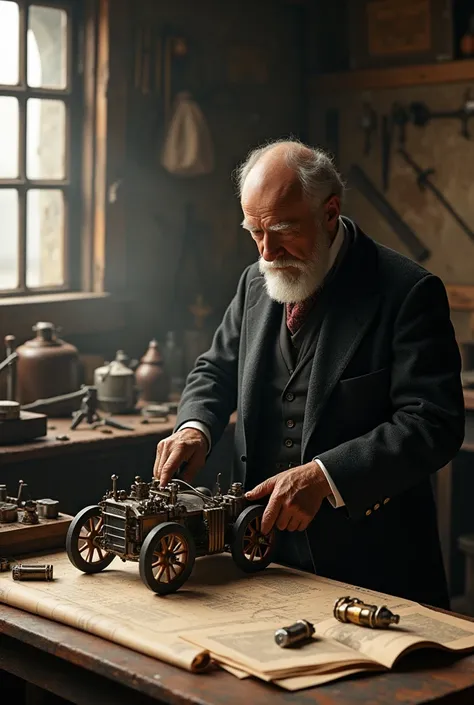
top-left (446, 285), bottom-right (474, 312)
top-left (313, 59), bottom-right (474, 94)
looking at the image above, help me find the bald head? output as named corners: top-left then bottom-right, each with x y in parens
top-left (236, 139), bottom-right (344, 214)
top-left (241, 143), bottom-right (309, 211)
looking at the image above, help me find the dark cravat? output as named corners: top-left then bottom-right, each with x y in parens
top-left (286, 293), bottom-right (318, 335)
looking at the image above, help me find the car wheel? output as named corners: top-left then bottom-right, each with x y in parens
top-left (139, 522), bottom-right (196, 595)
top-left (66, 505), bottom-right (115, 574)
top-left (231, 504), bottom-right (277, 573)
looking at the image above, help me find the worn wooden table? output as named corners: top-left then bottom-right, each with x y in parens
top-left (0, 414), bottom-right (235, 517)
top-left (2, 603), bottom-right (474, 705)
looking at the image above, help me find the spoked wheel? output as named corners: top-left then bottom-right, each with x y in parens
top-left (139, 522), bottom-right (196, 595)
top-left (66, 505), bottom-right (115, 573)
top-left (231, 504), bottom-right (277, 573)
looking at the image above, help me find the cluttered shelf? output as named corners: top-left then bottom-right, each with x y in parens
top-left (313, 59), bottom-right (474, 94)
top-left (0, 414), bottom-right (176, 466)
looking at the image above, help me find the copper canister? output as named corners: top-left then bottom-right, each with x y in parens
top-left (135, 339), bottom-right (170, 407)
top-left (16, 322), bottom-right (80, 416)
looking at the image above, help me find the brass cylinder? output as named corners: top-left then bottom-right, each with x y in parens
top-left (12, 564), bottom-right (54, 581)
top-left (334, 596), bottom-right (400, 629)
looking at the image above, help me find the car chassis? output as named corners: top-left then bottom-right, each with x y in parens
top-left (66, 474), bottom-right (277, 594)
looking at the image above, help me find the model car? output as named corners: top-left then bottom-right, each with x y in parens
top-left (65, 474), bottom-right (277, 594)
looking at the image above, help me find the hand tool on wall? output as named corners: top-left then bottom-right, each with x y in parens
top-left (359, 102), bottom-right (377, 156)
top-left (381, 103), bottom-right (409, 192)
top-left (348, 164), bottom-right (431, 263)
top-left (408, 88), bottom-right (474, 140)
top-left (398, 148), bottom-right (474, 245)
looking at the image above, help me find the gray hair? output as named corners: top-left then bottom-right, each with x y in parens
top-left (235, 139), bottom-right (345, 213)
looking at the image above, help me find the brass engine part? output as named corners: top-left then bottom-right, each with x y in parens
top-left (334, 596), bottom-right (400, 629)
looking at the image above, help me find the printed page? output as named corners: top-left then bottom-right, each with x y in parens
top-left (0, 549), bottom-right (417, 675)
top-left (317, 605), bottom-right (474, 669)
top-left (179, 619), bottom-right (376, 678)
top-left (274, 666), bottom-right (382, 691)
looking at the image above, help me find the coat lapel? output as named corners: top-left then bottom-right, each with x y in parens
top-left (301, 226), bottom-right (381, 459)
top-left (241, 277), bottom-right (281, 458)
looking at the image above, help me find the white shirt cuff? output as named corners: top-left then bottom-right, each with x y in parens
top-left (176, 421), bottom-right (211, 454)
top-left (314, 458), bottom-right (345, 508)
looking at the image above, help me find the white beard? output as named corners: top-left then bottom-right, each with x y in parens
top-left (258, 231), bottom-right (332, 304)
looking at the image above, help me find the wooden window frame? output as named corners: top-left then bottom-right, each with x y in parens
top-left (0, 0), bottom-right (84, 296)
top-left (0, 0), bottom-right (126, 340)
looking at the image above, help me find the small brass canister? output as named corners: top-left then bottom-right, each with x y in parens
top-left (334, 596), bottom-right (400, 629)
top-left (0, 502), bottom-right (18, 523)
top-left (12, 564), bottom-right (54, 581)
top-left (274, 619), bottom-right (315, 647)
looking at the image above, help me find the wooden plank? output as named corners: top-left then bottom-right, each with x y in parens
top-left (0, 515), bottom-right (72, 555)
top-left (2, 603), bottom-right (474, 704)
top-left (313, 59), bottom-right (474, 94)
top-left (0, 292), bottom-right (126, 339)
top-left (446, 286), bottom-right (474, 312)
top-left (81, 0), bottom-right (99, 293)
top-left (0, 633), bottom-right (159, 705)
top-left (0, 415), bottom-right (175, 466)
top-left (92, 0), bottom-right (109, 293)
top-left (104, 0), bottom-right (130, 295)
top-left (465, 390), bottom-right (474, 412)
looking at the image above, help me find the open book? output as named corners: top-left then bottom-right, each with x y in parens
top-left (179, 603), bottom-right (474, 690)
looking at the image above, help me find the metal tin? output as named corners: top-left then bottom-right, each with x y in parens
top-left (274, 620), bottom-right (315, 648)
top-left (141, 403), bottom-right (169, 419)
top-left (16, 322), bottom-right (80, 417)
top-left (12, 564), bottom-right (54, 581)
top-left (36, 498), bottom-right (60, 519)
top-left (0, 502), bottom-right (18, 523)
top-left (94, 351), bottom-right (136, 414)
top-left (0, 400), bottom-right (21, 420)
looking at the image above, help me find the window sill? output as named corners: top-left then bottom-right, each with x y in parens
top-left (0, 291), bottom-right (127, 339)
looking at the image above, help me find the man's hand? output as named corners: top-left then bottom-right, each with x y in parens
top-left (245, 462), bottom-right (332, 535)
top-left (153, 428), bottom-right (208, 487)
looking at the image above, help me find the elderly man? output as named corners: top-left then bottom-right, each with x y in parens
top-left (154, 140), bottom-right (464, 608)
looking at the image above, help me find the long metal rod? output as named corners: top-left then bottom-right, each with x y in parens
top-left (0, 352), bottom-right (19, 375)
top-left (21, 387), bottom-right (87, 410)
top-left (398, 149), bottom-right (474, 244)
top-left (348, 164), bottom-right (430, 263)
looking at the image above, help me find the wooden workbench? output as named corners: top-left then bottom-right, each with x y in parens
top-left (0, 414), bottom-right (176, 465)
top-left (2, 602), bottom-right (474, 705)
top-left (0, 414), bottom-right (236, 517)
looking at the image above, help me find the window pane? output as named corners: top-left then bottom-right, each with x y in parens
top-left (27, 189), bottom-right (64, 288)
top-left (28, 5), bottom-right (67, 89)
top-left (27, 99), bottom-right (66, 180)
top-left (0, 190), bottom-right (19, 290)
top-left (0, 1), bottom-right (20, 85)
top-left (0, 97), bottom-right (19, 178)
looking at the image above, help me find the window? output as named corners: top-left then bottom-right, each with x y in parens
top-left (0, 0), bottom-right (82, 295)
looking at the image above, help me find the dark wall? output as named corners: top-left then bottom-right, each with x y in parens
top-left (99, 0), bottom-right (307, 362)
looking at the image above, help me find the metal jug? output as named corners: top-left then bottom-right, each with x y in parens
top-left (94, 350), bottom-right (136, 414)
